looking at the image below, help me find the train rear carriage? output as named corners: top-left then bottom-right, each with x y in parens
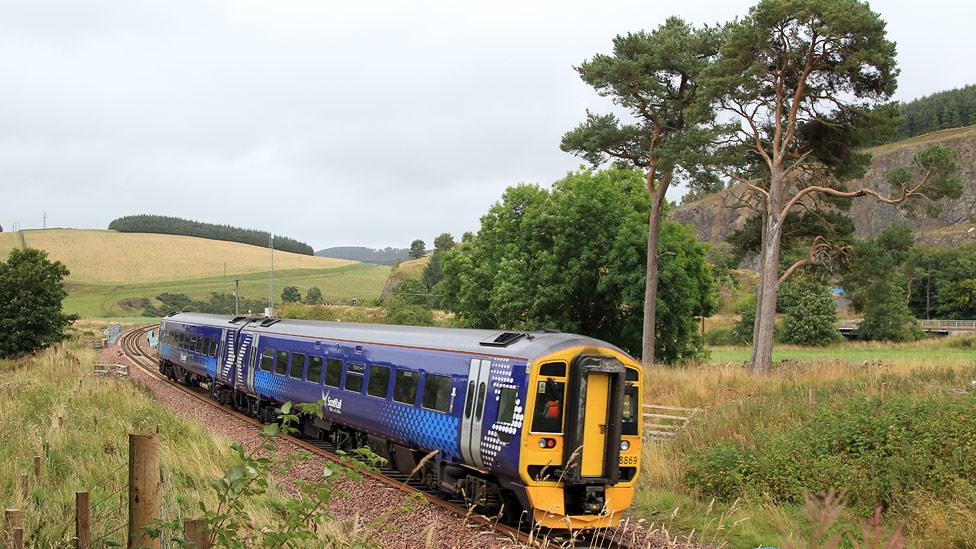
top-left (157, 312), bottom-right (642, 529)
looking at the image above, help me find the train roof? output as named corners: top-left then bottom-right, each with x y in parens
top-left (161, 312), bottom-right (633, 362)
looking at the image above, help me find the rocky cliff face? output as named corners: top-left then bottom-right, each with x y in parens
top-left (672, 126), bottom-right (976, 247)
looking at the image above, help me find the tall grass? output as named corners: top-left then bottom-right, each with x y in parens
top-left (633, 338), bottom-right (976, 548)
top-left (0, 345), bottom-right (291, 546)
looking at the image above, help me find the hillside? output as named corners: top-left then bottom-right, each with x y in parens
top-left (673, 125), bottom-right (976, 246)
top-left (0, 229), bottom-right (390, 317)
top-left (0, 229), bottom-right (351, 284)
top-left (315, 246), bottom-right (411, 265)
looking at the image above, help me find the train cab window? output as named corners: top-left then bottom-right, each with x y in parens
top-left (532, 379), bottom-right (566, 433)
top-left (392, 370), bottom-right (419, 404)
top-left (422, 374), bottom-right (452, 412)
top-left (307, 356), bottom-right (323, 383)
top-left (496, 387), bottom-right (517, 443)
top-left (289, 353), bottom-right (306, 379)
top-left (324, 359), bottom-right (343, 388)
top-left (344, 363), bottom-right (365, 393)
top-left (259, 349), bottom-right (274, 372)
top-left (367, 365), bottom-right (391, 398)
top-left (275, 351), bottom-right (289, 376)
top-left (622, 385), bottom-right (639, 436)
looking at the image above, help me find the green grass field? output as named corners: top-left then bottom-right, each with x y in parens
top-left (65, 263), bottom-right (391, 317)
top-left (0, 229), bottom-right (391, 318)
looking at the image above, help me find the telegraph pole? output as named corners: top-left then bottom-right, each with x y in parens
top-left (42, 212), bottom-right (47, 229)
top-left (234, 279), bottom-right (240, 316)
top-left (267, 232), bottom-right (274, 316)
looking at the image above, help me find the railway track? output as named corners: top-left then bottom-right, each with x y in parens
top-left (118, 325), bottom-right (639, 548)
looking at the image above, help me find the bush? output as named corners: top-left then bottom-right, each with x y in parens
top-left (685, 394), bottom-right (976, 513)
top-left (0, 248), bottom-right (78, 358)
top-left (732, 296), bottom-right (757, 344)
top-left (704, 328), bottom-right (742, 346)
top-left (383, 298), bottom-right (434, 326)
top-left (780, 282), bottom-right (841, 346)
top-left (858, 280), bottom-right (923, 342)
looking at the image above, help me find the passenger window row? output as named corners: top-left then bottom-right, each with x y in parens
top-left (161, 330), bottom-right (218, 358)
top-left (257, 347), bottom-right (452, 412)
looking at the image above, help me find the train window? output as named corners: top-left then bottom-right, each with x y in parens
top-left (307, 356), bottom-right (323, 383)
top-left (210, 339), bottom-right (219, 357)
top-left (625, 368), bottom-right (639, 382)
top-left (275, 351), bottom-right (289, 376)
top-left (539, 362), bottom-right (566, 377)
top-left (531, 379), bottom-right (566, 433)
top-left (475, 382), bottom-right (487, 421)
top-left (324, 358), bottom-right (343, 388)
top-left (190, 336), bottom-right (197, 352)
top-left (622, 385), bottom-right (639, 436)
top-left (392, 370), bottom-right (419, 405)
top-left (422, 375), bottom-right (452, 412)
top-left (290, 353), bottom-right (306, 379)
top-left (259, 349), bottom-right (274, 372)
top-left (496, 387), bottom-right (517, 443)
top-left (345, 363), bottom-right (365, 393)
top-left (367, 365), bottom-right (391, 398)
top-left (197, 337), bottom-right (205, 354)
top-left (464, 381), bottom-right (475, 419)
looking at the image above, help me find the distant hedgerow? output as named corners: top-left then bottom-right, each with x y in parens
top-left (108, 214), bottom-right (313, 255)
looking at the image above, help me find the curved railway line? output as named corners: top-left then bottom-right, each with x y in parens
top-left (119, 325), bottom-right (640, 549)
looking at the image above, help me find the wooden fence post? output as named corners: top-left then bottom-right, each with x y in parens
top-left (127, 433), bottom-right (161, 549)
top-left (12, 527), bottom-right (24, 549)
top-left (33, 455), bottom-right (41, 481)
top-left (5, 509), bottom-right (22, 546)
top-left (20, 473), bottom-right (28, 502)
top-left (880, 382), bottom-right (888, 403)
top-left (183, 518), bottom-right (211, 549)
top-left (76, 491), bottom-right (90, 549)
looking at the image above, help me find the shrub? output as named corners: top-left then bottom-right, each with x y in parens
top-left (704, 328), bottom-right (742, 346)
top-left (684, 394), bottom-right (976, 513)
top-left (858, 280), bottom-right (923, 342)
top-left (780, 282), bottom-right (841, 346)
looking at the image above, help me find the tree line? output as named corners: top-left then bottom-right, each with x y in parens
top-left (108, 215), bottom-right (314, 255)
top-left (894, 85), bottom-right (976, 141)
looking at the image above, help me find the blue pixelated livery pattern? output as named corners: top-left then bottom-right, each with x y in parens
top-left (378, 402), bottom-right (461, 462)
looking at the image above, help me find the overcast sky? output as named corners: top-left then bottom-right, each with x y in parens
top-left (2, 0), bottom-right (974, 250)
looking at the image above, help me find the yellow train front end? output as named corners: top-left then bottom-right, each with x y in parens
top-left (518, 345), bottom-right (642, 529)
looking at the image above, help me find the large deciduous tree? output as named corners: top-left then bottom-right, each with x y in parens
top-left (0, 248), bottom-right (78, 358)
top-left (439, 168), bottom-right (716, 363)
top-left (710, 0), bottom-right (961, 374)
top-left (561, 17), bottom-right (721, 367)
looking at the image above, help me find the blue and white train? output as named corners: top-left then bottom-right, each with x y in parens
top-left (157, 312), bottom-right (642, 529)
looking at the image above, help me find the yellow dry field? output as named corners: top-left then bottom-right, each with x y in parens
top-left (0, 229), bottom-right (353, 284)
top-left (390, 255), bottom-right (430, 280)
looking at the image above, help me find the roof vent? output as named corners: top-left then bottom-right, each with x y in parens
top-left (480, 332), bottom-right (526, 347)
top-left (259, 318), bottom-right (281, 327)
top-left (229, 316), bottom-right (247, 324)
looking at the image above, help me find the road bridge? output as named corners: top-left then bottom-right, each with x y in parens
top-left (838, 319), bottom-right (976, 337)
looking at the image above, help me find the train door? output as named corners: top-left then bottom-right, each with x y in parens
top-left (235, 333), bottom-right (257, 395)
top-left (580, 372), bottom-right (610, 477)
top-left (459, 357), bottom-right (492, 469)
top-left (219, 330), bottom-right (238, 385)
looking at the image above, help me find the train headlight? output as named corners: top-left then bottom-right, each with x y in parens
top-left (620, 440), bottom-right (630, 452)
top-left (538, 438), bottom-right (556, 449)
